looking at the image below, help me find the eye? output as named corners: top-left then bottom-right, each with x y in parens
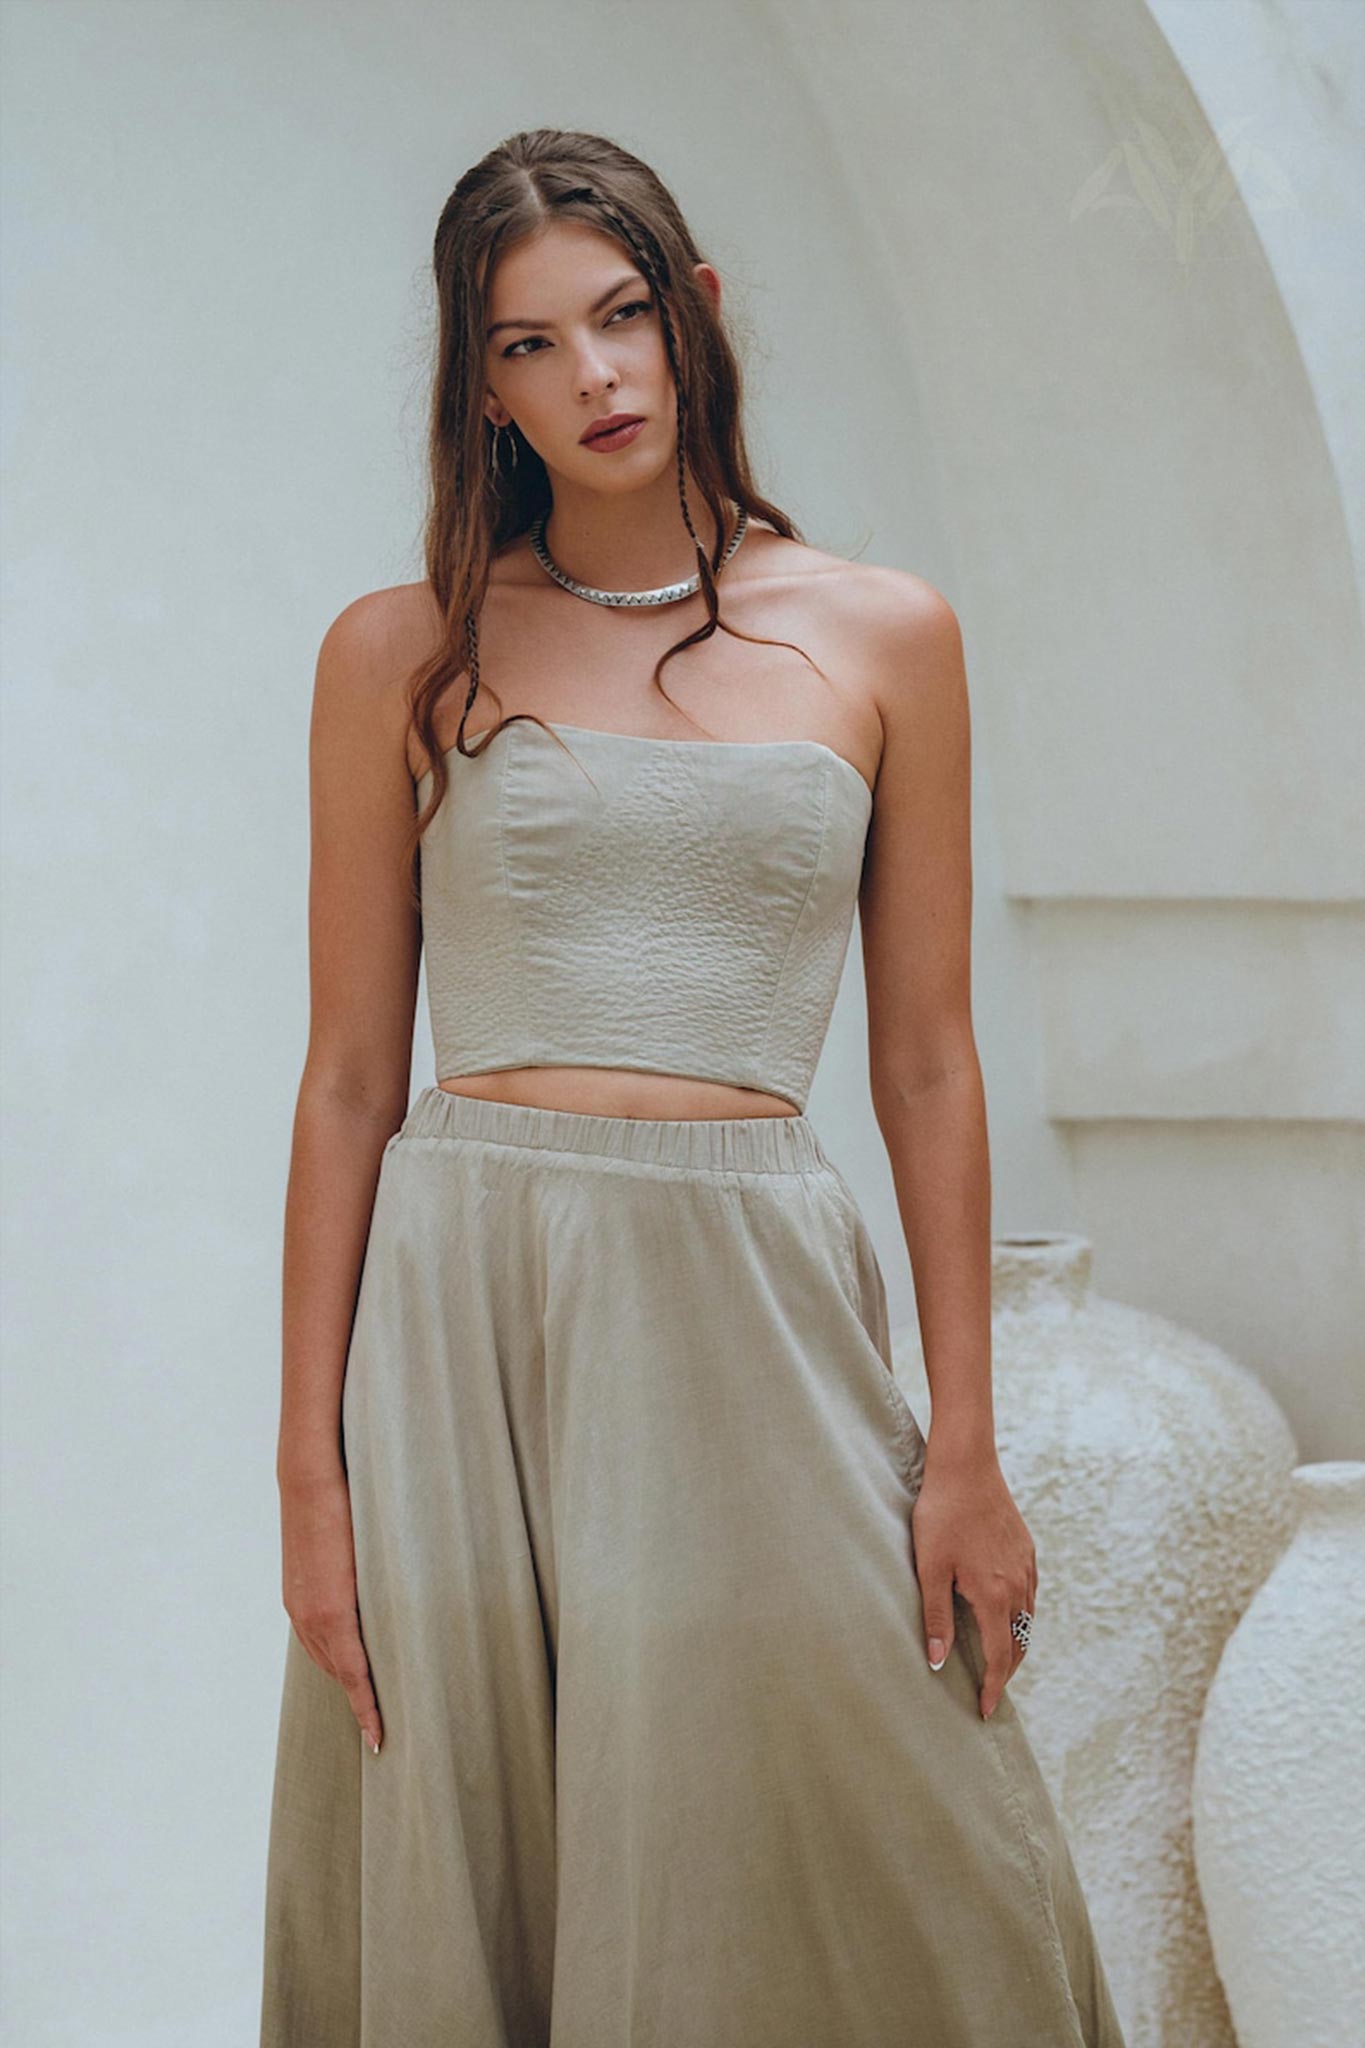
top-left (501, 298), bottom-right (653, 360)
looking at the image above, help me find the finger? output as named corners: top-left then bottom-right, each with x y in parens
top-left (977, 1603), bottom-right (1016, 1719)
top-left (1021, 1561), bottom-right (1039, 1670)
top-left (330, 1625), bottom-right (384, 1755)
top-left (918, 1566), bottom-right (956, 1671)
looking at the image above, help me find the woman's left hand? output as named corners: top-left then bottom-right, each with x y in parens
top-left (910, 1441), bottom-right (1037, 1718)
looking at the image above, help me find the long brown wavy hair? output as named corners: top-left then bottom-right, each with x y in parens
top-left (402, 127), bottom-right (826, 908)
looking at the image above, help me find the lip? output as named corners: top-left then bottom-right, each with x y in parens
top-left (579, 412), bottom-right (645, 445)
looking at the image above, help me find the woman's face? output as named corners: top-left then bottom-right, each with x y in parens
top-left (482, 220), bottom-right (709, 491)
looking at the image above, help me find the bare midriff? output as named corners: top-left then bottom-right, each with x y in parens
top-left (436, 1068), bottom-right (799, 1121)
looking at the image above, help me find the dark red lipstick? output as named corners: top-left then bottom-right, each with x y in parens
top-left (579, 413), bottom-right (645, 450)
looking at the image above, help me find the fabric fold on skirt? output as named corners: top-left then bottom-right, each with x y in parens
top-left (261, 1085), bottom-right (1125, 2048)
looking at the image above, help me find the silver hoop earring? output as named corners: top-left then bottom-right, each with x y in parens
top-left (489, 421), bottom-right (518, 480)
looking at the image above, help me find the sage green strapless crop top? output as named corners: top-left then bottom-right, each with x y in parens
top-left (415, 719), bottom-right (874, 1113)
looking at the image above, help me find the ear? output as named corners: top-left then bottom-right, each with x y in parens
top-left (673, 264), bottom-right (719, 392)
top-left (484, 397), bottom-right (513, 429)
top-left (691, 261), bottom-right (722, 317)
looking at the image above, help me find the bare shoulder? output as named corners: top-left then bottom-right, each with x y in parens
top-left (312, 581), bottom-right (444, 779)
top-left (821, 555), bottom-right (961, 682)
top-left (748, 533), bottom-right (964, 757)
top-left (830, 558), bottom-right (965, 743)
top-left (317, 580), bottom-right (442, 681)
top-left (748, 528), bottom-right (953, 620)
top-left (841, 565), bottom-right (969, 828)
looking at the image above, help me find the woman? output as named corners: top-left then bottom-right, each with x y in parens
top-left (261, 128), bottom-right (1126, 2046)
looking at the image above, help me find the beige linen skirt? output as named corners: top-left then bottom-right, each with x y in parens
top-left (260, 1085), bottom-right (1125, 2047)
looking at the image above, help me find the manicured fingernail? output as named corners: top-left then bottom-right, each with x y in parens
top-left (928, 1639), bottom-right (947, 1670)
top-left (367, 1731), bottom-right (381, 1755)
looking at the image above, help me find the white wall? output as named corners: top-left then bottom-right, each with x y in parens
top-left (1, 0), bottom-right (1360, 2040)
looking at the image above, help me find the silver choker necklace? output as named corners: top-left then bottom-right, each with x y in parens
top-left (528, 507), bottom-right (749, 607)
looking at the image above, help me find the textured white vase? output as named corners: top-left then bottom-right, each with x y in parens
top-left (1190, 1461), bottom-right (1365, 2048)
top-left (889, 1232), bottom-right (1299, 2046)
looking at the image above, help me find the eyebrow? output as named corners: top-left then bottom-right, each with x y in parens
top-left (486, 273), bottom-right (648, 340)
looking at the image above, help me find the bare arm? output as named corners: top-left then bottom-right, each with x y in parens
top-left (860, 581), bottom-right (993, 1456)
top-left (859, 578), bottom-right (1035, 1714)
top-left (274, 591), bottom-right (421, 1756)
top-left (277, 592), bottom-right (422, 1490)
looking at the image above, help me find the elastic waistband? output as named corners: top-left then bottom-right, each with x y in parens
top-left (396, 1085), bottom-right (830, 1175)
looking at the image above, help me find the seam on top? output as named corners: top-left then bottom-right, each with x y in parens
top-left (496, 730), bottom-right (535, 1067)
top-left (756, 754), bottom-right (831, 1086)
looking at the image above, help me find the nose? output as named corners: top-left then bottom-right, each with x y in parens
top-left (576, 347), bottom-right (618, 401)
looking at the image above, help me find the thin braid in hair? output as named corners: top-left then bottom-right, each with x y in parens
top-left (584, 193), bottom-right (724, 585)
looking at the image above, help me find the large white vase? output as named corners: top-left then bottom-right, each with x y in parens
top-left (1190, 1461), bottom-right (1365, 2048)
top-left (890, 1232), bottom-right (1299, 2046)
